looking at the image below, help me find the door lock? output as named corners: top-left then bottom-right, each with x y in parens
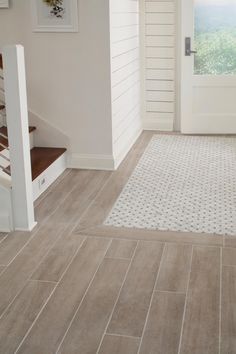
top-left (185, 37), bottom-right (197, 56)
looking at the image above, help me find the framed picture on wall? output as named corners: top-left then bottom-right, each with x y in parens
top-left (31, 0), bottom-right (78, 32)
top-left (0, 0), bottom-right (9, 8)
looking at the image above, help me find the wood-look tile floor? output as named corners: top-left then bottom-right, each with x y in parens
top-left (0, 131), bottom-right (235, 354)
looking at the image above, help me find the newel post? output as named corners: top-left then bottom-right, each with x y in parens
top-left (3, 45), bottom-right (36, 231)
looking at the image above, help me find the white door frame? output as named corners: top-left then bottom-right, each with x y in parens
top-left (178, 0), bottom-right (236, 134)
top-left (179, 0), bottom-right (194, 134)
top-left (175, 0), bottom-right (183, 132)
top-left (175, 0), bottom-right (191, 133)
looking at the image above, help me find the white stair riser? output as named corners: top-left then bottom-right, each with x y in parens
top-left (0, 128), bottom-right (34, 150)
top-left (0, 147), bottom-right (66, 201)
top-left (29, 130), bottom-right (34, 149)
top-left (32, 152), bottom-right (67, 201)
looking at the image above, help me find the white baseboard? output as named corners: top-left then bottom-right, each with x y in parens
top-left (15, 221), bottom-right (38, 232)
top-left (67, 153), bottom-right (115, 171)
top-left (68, 128), bottom-right (143, 171)
top-left (143, 118), bottom-right (174, 131)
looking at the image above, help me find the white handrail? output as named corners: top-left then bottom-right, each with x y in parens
top-left (3, 45), bottom-right (36, 231)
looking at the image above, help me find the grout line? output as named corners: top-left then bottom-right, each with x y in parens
top-left (154, 289), bottom-right (186, 295)
top-left (105, 333), bottom-right (141, 340)
top-left (55, 238), bottom-right (113, 354)
top-left (79, 220), bottom-right (225, 248)
top-left (0, 228), bottom-right (41, 268)
top-left (0, 227), bottom-right (85, 323)
top-left (45, 170), bottom-right (107, 222)
top-left (36, 170), bottom-right (96, 222)
top-left (34, 229), bottom-right (85, 280)
top-left (137, 243), bottom-right (166, 354)
top-left (96, 241), bottom-right (140, 354)
top-left (105, 256), bottom-right (133, 261)
top-left (0, 172), bottom-right (108, 317)
top-left (82, 228), bottom-right (224, 249)
top-left (72, 171), bottom-right (116, 232)
top-left (87, 234), bottom-right (162, 244)
top-left (34, 168), bottom-right (71, 208)
top-left (177, 245), bottom-right (194, 354)
top-left (75, 133), bottom-right (152, 232)
top-left (14, 236), bottom-right (88, 354)
top-left (0, 224), bottom-right (77, 322)
top-left (223, 236), bottom-right (226, 248)
top-left (219, 247), bottom-right (222, 354)
top-left (221, 263), bottom-right (236, 268)
top-left (1, 172), bottom-right (89, 270)
top-left (0, 233), bottom-right (9, 247)
top-left (103, 237), bottom-right (135, 260)
top-left (27, 223), bottom-right (77, 280)
top-left (29, 279), bottom-right (58, 285)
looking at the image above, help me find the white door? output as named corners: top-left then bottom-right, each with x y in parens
top-left (180, 0), bottom-right (236, 134)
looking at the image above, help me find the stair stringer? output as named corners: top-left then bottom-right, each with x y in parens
top-left (28, 110), bottom-right (70, 150)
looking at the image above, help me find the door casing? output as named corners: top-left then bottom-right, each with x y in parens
top-left (179, 0), bottom-right (236, 134)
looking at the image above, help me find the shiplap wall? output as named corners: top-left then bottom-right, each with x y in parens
top-left (144, 0), bottom-right (175, 130)
top-left (110, 0), bottom-right (142, 167)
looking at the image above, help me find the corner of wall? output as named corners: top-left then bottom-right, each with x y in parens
top-left (28, 109), bottom-right (71, 149)
top-left (113, 124), bottom-right (142, 170)
top-left (143, 116), bottom-right (174, 131)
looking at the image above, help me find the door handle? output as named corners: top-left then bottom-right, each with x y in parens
top-left (185, 37), bottom-right (197, 56)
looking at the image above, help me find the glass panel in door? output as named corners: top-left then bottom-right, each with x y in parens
top-left (194, 0), bottom-right (236, 75)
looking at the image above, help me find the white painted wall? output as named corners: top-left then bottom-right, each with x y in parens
top-left (110, 0), bottom-right (142, 168)
top-left (0, 0), bottom-right (113, 168)
top-left (0, 0), bottom-right (177, 173)
top-left (144, 0), bottom-right (176, 131)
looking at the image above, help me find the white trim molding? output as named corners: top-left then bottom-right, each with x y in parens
top-left (33, 152), bottom-right (67, 201)
top-left (31, 0), bottom-right (78, 33)
top-left (144, 117), bottom-right (174, 131)
top-left (68, 127), bottom-right (143, 171)
top-left (113, 126), bottom-right (143, 170)
top-left (0, 0), bottom-right (9, 8)
top-left (68, 153), bottom-right (115, 171)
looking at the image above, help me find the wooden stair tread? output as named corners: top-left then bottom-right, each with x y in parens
top-left (30, 147), bottom-right (66, 180)
top-left (4, 147), bottom-right (66, 181)
top-left (0, 126), bottom-right (36, 136)
top-left (0, 126), bottom-right (36, 152)
top-left (0, 135), bottom-right (8, 152)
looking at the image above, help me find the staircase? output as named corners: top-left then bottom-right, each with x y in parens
top-left (0, 125), bottom-right (67, 200)
top-left (0, 45), bottom-right (67, 231)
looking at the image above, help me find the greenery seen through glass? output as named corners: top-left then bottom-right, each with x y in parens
top-left (194, 0), bottom-right (236, 75)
